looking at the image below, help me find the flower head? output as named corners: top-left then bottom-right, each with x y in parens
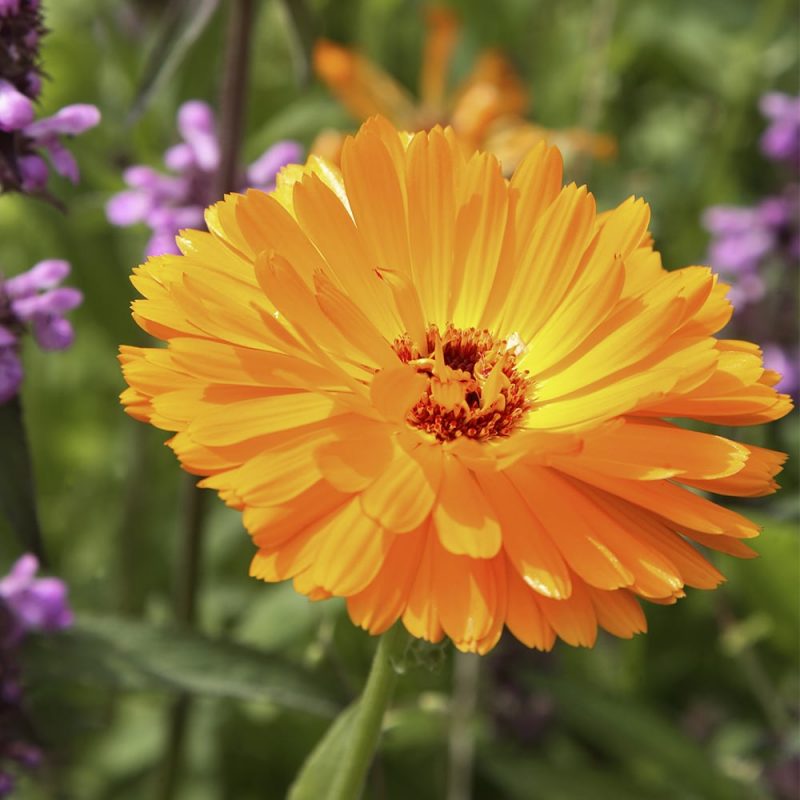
top-left (0, 259), bottom-right (82, 403)
top-left (312, 7), bottom-right (615, 173)
top-left (0, 0), bottom-right (100, 194)
top-left (120, 117), bottom-right (791, 654)
top-left (106, 100), bottom-right (303, 257)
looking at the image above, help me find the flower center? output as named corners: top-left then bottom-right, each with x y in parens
top-left (392, 324), bottom-right (533, 442)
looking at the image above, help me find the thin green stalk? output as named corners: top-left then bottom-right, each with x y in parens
top-left (572, 0), bottom-right (617, 185)
top-left (329, 625), bottom-right (409, 800)
top-left (157, 1), bottom-right (255, 797)
top-left (446, 653), bottom-right (481, 800)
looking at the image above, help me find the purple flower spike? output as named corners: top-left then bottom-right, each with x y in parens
top-left (32, 314), bottom-right (74, 350)
top-left (11, 286), bottom-right (83, 321)
top-left (0, 1), bottom-right (99, 195)
top-left (25, 103), bottom-right (101, 138)
top-left (0, 555), bottom-right (73, 639)
top-left (763, 344), bottom-right (798, 396)
top-left (106, 190), bottom-right (152, 226)
top-left (759, 92), bottom-right (800, 164)
top-left (177, 100), bottom-right (219, 172)
top-left (0, 258), bottom-right (81, 403)
top-left (0, 349), bottom-right (22, 404)
top-left (702, 90), bottom-right (799, 406)
top-left (4, 259), bottom-right (70, 298)
top-left (0, 555), bottom-right (72, 786)
top-left (108, 99), bottom-right (304, 257)
top-left (247, 141), bottom-right (303, 188)
top-left (0, 80), bottom-right (34, 132)
top-left (18, 154), bottom-right (48, 191)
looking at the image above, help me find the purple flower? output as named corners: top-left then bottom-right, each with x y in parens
top-left (701, 90), bottom-right (799, 405)
top-left (0, 555), bottom-right (72, 643)
top-left (0, 79), bottom-right (34, 131)
top-left (0, 555), bottom-right (71, 793)
top-left (703, 205), bottom-right (775, 276)
top-left (107, 100), bottom-right (303, 256)
top-left (763, 343), bottom-right (798, 397)
top-left (759, 93), bottom-right (800, 165)
top-left (0, 259), bottom-right (81, 404)
top-left (0, 0), bottom-right (100, 194)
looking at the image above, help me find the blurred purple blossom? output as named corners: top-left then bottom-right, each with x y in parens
top-left (106, 100), bottom-right (303, 256)
top-left (0, 555), bottom-right (72, 644)
top-left (0, 554), bottom-right (71, 795)
top-left (0, 0), bottom-right (100, 195)
top-left (763, 343), bottom-right (798, 397)
top-left (0, 259), bottom-right (82, 404)
top-left (760, 92), bottom-right (800, 166)
top-left (702, 92), bottom-right (799, 400)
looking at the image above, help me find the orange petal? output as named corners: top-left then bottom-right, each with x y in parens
top-left (433, 455), bottom-right (502, 558)
top-left (347, 524), bottom-right (428, 634)
top-left (361, 443), bottom-right (442, 532)
top-left (477, 470), bottom-right (572, 599)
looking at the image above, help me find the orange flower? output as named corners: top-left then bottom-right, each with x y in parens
top-left (312, 8), bottom-right (615, 172)
top-left (120, 117), bottom-right (791, 654)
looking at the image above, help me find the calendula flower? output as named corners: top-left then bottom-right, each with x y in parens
top-left (312, 7), bottom-right (615, 172)
top-left (120, 116), bottom-right (791, 654)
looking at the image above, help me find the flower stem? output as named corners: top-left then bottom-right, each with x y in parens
top-left (329, 625), bottom-right (409, 800)
top-left (446, 653), bottom-right (481, 800)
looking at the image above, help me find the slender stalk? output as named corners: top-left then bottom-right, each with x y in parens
top-left (215, 0), bottom-right (256, 198)
top-left (446, 653), bottom-right (481, 800)
top-left (717, 599), bottom-right (790, 737)
top-left (329, 625), bottom-right (409, 800)
top-left (157, 2), bottom-right (255, 797)
top-left (282, 0), bottom-right (315, 87)
top-left (572, 0), bottom-right (617, 184)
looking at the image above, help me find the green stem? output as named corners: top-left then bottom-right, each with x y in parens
top-left (329, 625), bottom-right (409, 800)
top-left (446, 653), bottom-right (481, 800)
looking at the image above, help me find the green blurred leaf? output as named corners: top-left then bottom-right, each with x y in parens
top-left (0, 398), bottom-right (44, 559)
top-left (287, 703), bottom-right (358, 800)
top-left (725, 514), bottom-right (800, 656)
top-left (130, 0), bottom-right (220, 121)
top-left (480, 748), bottom-right (675, 800)
top-left (24, 615), bottom-right (339, 717)
top-left (527, 674), bottom-right (748, 800)
top-left (382, 704), bottom-right (449, 752)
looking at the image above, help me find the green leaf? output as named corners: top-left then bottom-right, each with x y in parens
top-left (287, 703), bottom-right (358, 800)
top-left (0, 397), bottom-right (44, 560)
top-left (526, 674), bottom-right (748, 800)
top-left (129, 0), bottom-right (220, 121)
top-left (246, 94), bottom-right (351, 154)
top-left (480, 748), bottom-right (675, 800)
top-left (725, 513), bottom-right (800, 656)
top-left (23, 614), bottom-right (339, 717)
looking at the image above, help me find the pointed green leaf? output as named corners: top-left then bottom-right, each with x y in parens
top-left (129, 0), bottom-right (220, 121)
top-left (288, 703), bottom-right (358, 800)
top-left (526, 674), bottom-right (748, 800)
top-left (22, 614), bottom-right (339, 717)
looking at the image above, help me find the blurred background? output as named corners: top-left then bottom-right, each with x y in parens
top-left (0, 0), bottom-right (797, 797)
